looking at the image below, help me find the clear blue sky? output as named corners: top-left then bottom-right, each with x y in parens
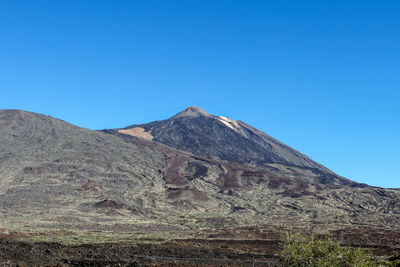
top-left (1, 1), bottom-right (399, 188)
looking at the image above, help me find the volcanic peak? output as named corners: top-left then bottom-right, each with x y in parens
top-left (170, 106), bottom-right (212, 119)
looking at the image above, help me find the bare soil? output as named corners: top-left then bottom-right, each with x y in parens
top-left (0, 237), bottom-right (278, 266)
top-left (0, 226), bottom-right (399, 266)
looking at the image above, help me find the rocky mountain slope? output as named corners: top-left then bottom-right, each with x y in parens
top-left (111, 106), bottom-right (351, 186)
top-left (0, 108), bottom-right (399, 235)
top-left (115, 107), bottom-right (332, 171)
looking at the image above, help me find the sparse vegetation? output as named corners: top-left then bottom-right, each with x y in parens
top-left (19, 231), bottom-right (171, 245)
top-left (278, 233), bottom-right (374, 266)
top-left (386, 253), bottom-right (400, 267)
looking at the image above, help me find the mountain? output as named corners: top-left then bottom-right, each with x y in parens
top-left (116, 106), bottom-right (323, 169)
top-left (110, 106), bottom-right (348, 185)
top-left (1, 108), bottom-right (400, 237)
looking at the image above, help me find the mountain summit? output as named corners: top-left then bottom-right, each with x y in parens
top-left (115, 106), bottom-right (333, 178)
top-left (170, 106), bottom-right (212, 119)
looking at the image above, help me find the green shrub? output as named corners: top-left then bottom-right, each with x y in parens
top-left (385, 253), bottom-right (400, 267)
top-left (278, 233), bottom-right (374, 267)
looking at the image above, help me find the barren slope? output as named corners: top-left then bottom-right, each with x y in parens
top-left (0, 109), bottom-right (399, 236)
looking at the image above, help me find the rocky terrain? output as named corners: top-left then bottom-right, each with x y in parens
top-left (115, 106), bottom-right (331, 172)
top-left (0, 107), bottom-right (399, 265)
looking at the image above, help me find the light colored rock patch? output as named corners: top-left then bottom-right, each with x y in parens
top-left (217, 116), bottom-right (239, 131)
top-left (118, 127), bottom-right (153, 140)
top-left (217, 116), bottom-right (249, 138)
